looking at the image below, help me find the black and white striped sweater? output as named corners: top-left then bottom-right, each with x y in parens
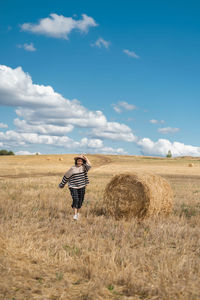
top-left (59, 163), bottom-right (91, 189)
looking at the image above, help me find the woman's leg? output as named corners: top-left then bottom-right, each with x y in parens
top-left (77, 187), bottom-right (86, 211)
top-left (73, 207), bottom-right (78, 215)
top-left (69, 188), bottom-right (79, 218)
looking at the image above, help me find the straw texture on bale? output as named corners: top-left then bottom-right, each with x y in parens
top-left (103, 172), bottom-right (173, 220)
top-left (0, 235), bottom-right (7, 256)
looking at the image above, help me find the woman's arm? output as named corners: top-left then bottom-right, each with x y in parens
top-left (82, 155), bottom-right (91, 166)
top-left (82, 155), bottom-right (91, 172)
top-left (59, 175), bottom-right (68, 188)
top-left (58, 167), bottom-right (73, 188)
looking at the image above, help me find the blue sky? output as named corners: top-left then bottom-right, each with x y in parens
top-left (0, 0), bottom-right (200, 156)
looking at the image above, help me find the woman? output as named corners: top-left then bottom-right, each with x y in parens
top-left (59, 154), bottom-right (91, 220)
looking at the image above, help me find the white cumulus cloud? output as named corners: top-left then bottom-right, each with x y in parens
top-left (158, 127), bottom-right (180, 134)
top-left (21, 13), bottom-right (98, 39)
top-left (0, 65), bottom-right (64, 107)
top-left (91, 37), bottom-right (110, 49)
top-left (123, 49), bottom-right (139, 59)
top-left (0, 122), bottom-right (8, 128)
top-left (150, 119), bottom-right (158, 124)
top-left (17, 43), bottom-right (36, 51)
top-left (137, 138), bottom-right (200, 157)
top-left (119, 101), bottom-right (136, 110)
top-left (97, 147), bottom-right (127, 155)
top-left (14, 118), bottom-right (74, 135)
top-left (92, 122), bottom-right (137, 142)
top-left (0, 64), bottom-right (136, 151)
top-left (112, 101), bottom-right (136, 113)
top-left (150, 119), bottom-right (165, 124)
top-left (15, 150), bottom-right (41, 155)
top-left (113, 105), bottom-right (122, 113)
top-left (0, 130), bottom-right (126, 154)
top-left (0, 65), bottom-right (107, 130)
top-left (92, 130), bottom-right (137, 142)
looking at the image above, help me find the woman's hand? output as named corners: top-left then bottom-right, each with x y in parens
top-left (82, 155), bottom-right (91, 166)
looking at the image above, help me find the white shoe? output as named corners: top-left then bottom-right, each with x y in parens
top-left (73, 214), bottom-right (78, 220)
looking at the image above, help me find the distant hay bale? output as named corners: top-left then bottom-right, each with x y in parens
top-left (59, 158), bottom-right (63, 161)
top-left (188, 163), bottom-right (193, 167)
top-left (103, 172), bottom-right (173, 220)
top-left (46, 158), bottom-right (51, 161)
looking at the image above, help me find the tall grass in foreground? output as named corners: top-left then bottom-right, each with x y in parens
top-left (0, 172), bottom-right (200, 300)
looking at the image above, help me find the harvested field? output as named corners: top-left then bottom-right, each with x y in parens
top-left (0, 154), bottom-right (200, 299)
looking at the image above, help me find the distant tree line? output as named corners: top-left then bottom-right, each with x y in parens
top-left (0, 149), bottom-right (15, 155)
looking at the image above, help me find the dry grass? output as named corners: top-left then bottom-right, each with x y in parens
top-left (0, 154), bottom-right (200, 299)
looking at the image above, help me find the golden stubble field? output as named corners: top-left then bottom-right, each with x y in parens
top-left (0, 154), bottom-right (200, 300)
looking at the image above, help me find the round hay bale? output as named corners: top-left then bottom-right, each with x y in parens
top-left (103, 172), bottom-right (173, 220)
top-left (59, 158), bottom-right (63, 161)
top-left (188, 163), bottom-right (193, 167)
top-left (46, 157), bottom-right (51, 161)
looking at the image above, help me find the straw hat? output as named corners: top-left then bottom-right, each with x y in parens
top-left (74, 154), bottom-right (86, 163)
